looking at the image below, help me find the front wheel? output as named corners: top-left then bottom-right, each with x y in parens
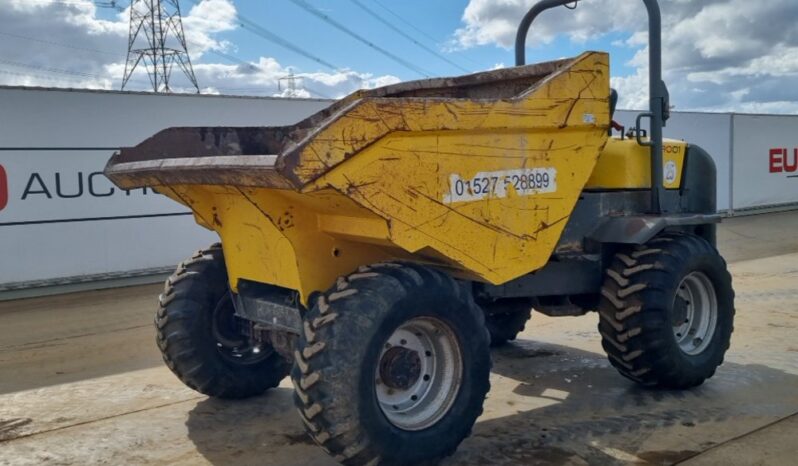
top-left (292, 263), bottom-right (491, 466)
top-left (156, 244), bottom-right (291, 399)
top-left (598, 233), bottom-right (735, 389)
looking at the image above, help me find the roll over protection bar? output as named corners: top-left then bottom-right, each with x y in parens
top-left (515, 0), bottom-right (669, 214)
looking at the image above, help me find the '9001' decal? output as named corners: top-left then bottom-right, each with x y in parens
top-left (443, 168), bottom-right (557, 204)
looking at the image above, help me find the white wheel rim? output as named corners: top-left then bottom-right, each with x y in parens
top-left (672, 272), bottom-right (718, 356)
top-left (374, 317), bottom-right (463, 431)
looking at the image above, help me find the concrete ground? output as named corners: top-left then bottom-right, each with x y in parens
top-left (1, 211), bottom-right (797, 466)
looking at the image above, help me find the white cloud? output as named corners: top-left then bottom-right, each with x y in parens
top-left (192, 59), bottom-right (400, 99)
top-left (610, 68), bottom-right (649, 112)
top-left (0, 0), bottom-right (399, 99)
top-left (454, 0), bottom-right (798, 113)
top-left (454, 0), bottom-right (639, 50)
top-left (181, 0), bottom-right (238, 57)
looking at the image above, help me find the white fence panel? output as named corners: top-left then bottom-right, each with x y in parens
top-left (731, 114), bottom-right (798, 211)
top-left (3, 86), bottom-right (796, 291)
top-left (616, 111), bottom-right (732, 212)
top-left (0, 87), bottom-right (329, 288)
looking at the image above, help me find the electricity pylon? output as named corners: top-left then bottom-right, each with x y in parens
top-left (278, 70), bottom-right (305, 98)
top-left (121, 0), bottom-right (199, 93)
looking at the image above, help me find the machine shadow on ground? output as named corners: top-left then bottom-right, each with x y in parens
top-left (184, 338), bottom-right (798, 466)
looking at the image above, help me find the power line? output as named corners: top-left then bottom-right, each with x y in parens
top-left (0, 48), bottom-right (335, 99)
top-left (1, 0), bottom-right (342, 97)
top-left (372, 0), bottom-right (442, 46)
top-left (204, 51), bottom-right (334, 99)
top-left (0, 58), bottom-right (103, 79)
top-left (0, 66), bottom-right (151, 86)
top-left (288, 0), bottom-right (431, 77)
top-left (0, 68), bottom-right (97, 84)
top-left (95, 0), bottom-right (127, 11)
top-left (0, 31), bottom-right (119, 57)
top-left (237, 18), bottom-right (339, 70)
top-left (0, 28), bottom-right (333, 97)
top-left (235, 19), bottom-right (337, 72)
top-left (205, 49), bottom-right (258, 71)
top-left (3, 8), bottom-right (294, 91)
top-left (0, 60), bottom-right (149, 87)
top-left (29, 0), bottom-right (127, 11)
top-left (346, 0), bottom-right (469, 73)
top-left (34, 0), bottom-right (100, 7)
top-left (184, 0), bottom-right (339, 71)
top-left (371, 0), bottom-right (483, 69)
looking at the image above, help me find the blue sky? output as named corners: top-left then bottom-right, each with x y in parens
top-left (4, 0), bottom-right (798, 113)
top-left (94, 0), bottom-right (638, 82)
top-left (219, 0), bottom-right (636, 80)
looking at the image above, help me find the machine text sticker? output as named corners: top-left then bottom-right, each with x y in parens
top-left (444, 168), bottom-right (557, 204)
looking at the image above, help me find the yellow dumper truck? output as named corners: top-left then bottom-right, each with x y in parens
top-left (105, 1), bottom-right (734, 464)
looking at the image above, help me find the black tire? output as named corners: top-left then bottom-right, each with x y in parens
top-left (156, 244), bottom-right (291, 399)
top-left (598, 233), bottom-right (735, 389)
top-left (483, 299), bottom-right (533, 347)
top-left (291, 263), bottom-right (491, 466)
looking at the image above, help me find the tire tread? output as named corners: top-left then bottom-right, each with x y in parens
top-left (598, 232), bottom-right (735, 389)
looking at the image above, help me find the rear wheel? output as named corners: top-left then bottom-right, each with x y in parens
top-left (598, 233), bottom-right (735, 389)
top-left (482, 299), bottom-right (533, 347)
top-left (291, 263), bottom-right (491, 466)
top-left (156, 244), bottom-right (291, 399)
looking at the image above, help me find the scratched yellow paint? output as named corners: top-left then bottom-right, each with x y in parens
top-left (291, 52), bottom-right (611, 186)
top-left (304, 52), bottom-right (611, 286)
top-left (587, 138), bottom-right (687, 189)
top-left (157, 52), bottom-right (612, 303)
top-left (161, 184), bottom-right (403, 302)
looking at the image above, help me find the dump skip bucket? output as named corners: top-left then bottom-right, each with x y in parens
top-left (106, 52), bottom-right (611, 301)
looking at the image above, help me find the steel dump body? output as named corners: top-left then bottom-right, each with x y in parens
top-left (106, 52), bottom-right (611, 303)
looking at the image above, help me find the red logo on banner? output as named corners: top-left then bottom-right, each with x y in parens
top-left (770, 148), bottom-right (798, 174)
top-left (0, 165), bottom-right (8, 212)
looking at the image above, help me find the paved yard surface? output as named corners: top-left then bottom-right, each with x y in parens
top-left (1, 211), bottom-right (797, 465)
